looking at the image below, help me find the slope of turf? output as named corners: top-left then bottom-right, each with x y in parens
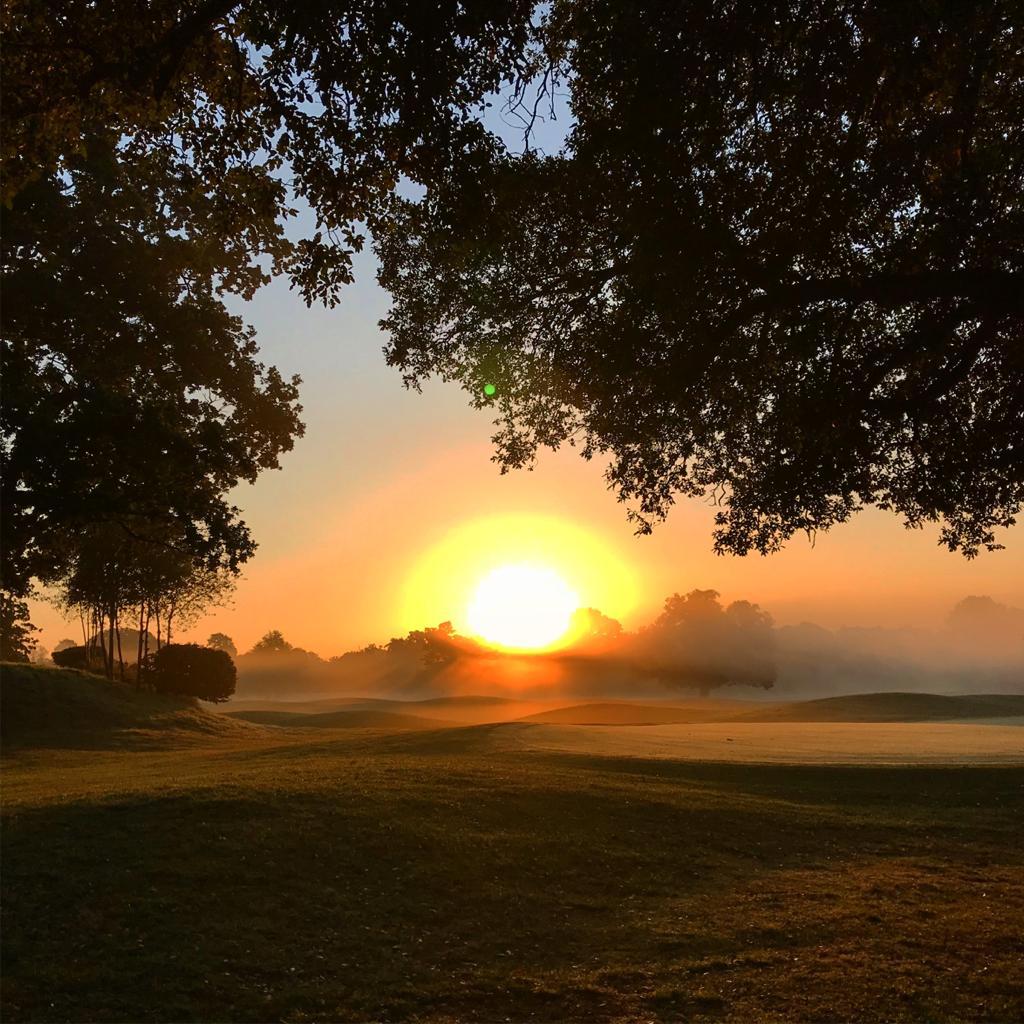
top-left (521, 692), bottom-right (1024, 726)
top-left (520, 701), bottom-right (736, 725)
top-left (735, 691), bottom-right (1024, 722)
top-left (2, 727), bottom-right (1022, 1023)
top-left (225, 708), bottom-right (457, 730)
top-left (225, 694), bottom-right (571, 723)
top-left (0, 663), bottom-right (258, 749)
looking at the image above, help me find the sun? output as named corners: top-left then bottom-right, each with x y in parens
top-left (400, 514), bottom-right (639, 651)
top-left (467, 563), bottom-right (579, 651)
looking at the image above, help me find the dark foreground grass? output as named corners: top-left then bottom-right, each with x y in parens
top-left (3, 730), bottom-right (1023, 1023)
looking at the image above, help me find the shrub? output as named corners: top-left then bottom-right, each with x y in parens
top-left (51, 644), bottom-right (100, 672)
top-left (147, 643), bottom-right (236, 703)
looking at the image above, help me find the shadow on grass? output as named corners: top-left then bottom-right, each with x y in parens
top-left (4, 745), bottom-right (1024, 1022)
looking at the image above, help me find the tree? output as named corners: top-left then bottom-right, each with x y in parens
top-left (634, 590), bottom-right (777, 692)
top-left (2, 154), bottom-right (303, 601)
top-left (0, 593), bottom-right (37, 661)
top-left (147, 643), bottom-right (236, 702)
top-left (251, 630), bottom-right (292, 654)
top-left (49, 522), bottom-right (236, 680)
top-left (654, 591), bottom-right (725, 631)
top-left (568, 607), bottom-right (623, 650)
top-left (377, 1), bottom-right (1024, 558)
top-left (386, 621), bottom-right (460, 667)
top-left (1, 0), bottom-right (539, 622)
top-left (53, 638), bottom-right (77, 654)
top-left (2, 1), bottom-right (537, 303)
top-left (207, 633), bottom-right (237, 660)
top-left (947, 596), bottom-right (1024, 655)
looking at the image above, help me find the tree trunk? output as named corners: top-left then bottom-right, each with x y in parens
top-left (115, 612), bottom-right (125, 682)
top-left (136, 606), bottom-right (145, 689)
top-left (108, 605), bottom-right (117, 679)
top-left (97, 609), bottom-right (111, 679)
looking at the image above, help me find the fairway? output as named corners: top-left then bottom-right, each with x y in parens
top-left (4, 715), bottom-right (1024, 1023)
top-left (507, 720), bottom-right (1024, 765)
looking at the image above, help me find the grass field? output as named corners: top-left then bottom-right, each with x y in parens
top-left (3, 667), bottom-right (1024, 1022)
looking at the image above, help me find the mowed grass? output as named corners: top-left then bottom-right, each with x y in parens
top-left (3, 724), bottom-right (1024, 1023)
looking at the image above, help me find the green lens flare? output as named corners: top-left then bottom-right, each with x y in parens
top-left (483, 383), bottom-right (497, 396)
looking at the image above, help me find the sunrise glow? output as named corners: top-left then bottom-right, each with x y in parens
top-left (467, 563), bottom-right (578, 651)
top-left (400, 514), bottom-right (641, 647)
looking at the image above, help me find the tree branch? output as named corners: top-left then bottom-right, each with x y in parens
top-left (719, 268), bottom-right (1024, 337)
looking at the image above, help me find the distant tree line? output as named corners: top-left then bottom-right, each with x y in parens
top-left (230, 590), bottom-right (1024, 702)
top-left (234, 591), bottom-right (778, 698)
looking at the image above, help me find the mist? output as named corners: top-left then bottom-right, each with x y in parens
top-left (774, 596), bottom-right (1024, 698)
top-left (228, 593), bottom-right (1024, 703)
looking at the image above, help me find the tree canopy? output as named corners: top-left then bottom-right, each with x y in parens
top-left (377, 0), bottom-right (1024, 557)
top-left (0, 593), bottom-right (37, 661)
top-left (2, 152), bottom-right (303, 585)
top-left (2, 0), bottom-right (537, 303)
top-left (207, 633), bottom-right (238, 659)
top-left (1, 0), bottom-right (538, 637)
top-left (3, 0), bottom-right (1020, 648)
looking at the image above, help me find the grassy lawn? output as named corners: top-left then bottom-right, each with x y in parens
top-left (3, 725), bottom-right (1023, 1022)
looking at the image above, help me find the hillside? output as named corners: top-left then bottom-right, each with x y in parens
top-left (224, 695), bottom-right (571, 724)
top-left (519, 701), bottom-right (743, 726)
top-left (519, 692), bottom-right (1024, 727)
top-left (1, 663), bottom-right (259, 749)
top-left (733, 691), bottom-right (1024, 722)
top-left (225, 708), bottom-right (457, 730)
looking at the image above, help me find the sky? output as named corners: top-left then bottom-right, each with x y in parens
top-left (30, 245), bottom-right (1024, 656)
top-left (28, 95), bottom-right (1024, 656)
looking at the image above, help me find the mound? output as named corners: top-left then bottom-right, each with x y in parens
top-left (1, 663), bottom-right (259, 749)
top-left (225, 708), bottom-right (454, 730)
top-left (733, 692), bottom-right (1024, 723)
top-left (410, 695), bottom-right (512, 707)
top-left (224, 695), bottom-right (569, 724)
top-left (518, 693), bottom-right (1024, 727)
top-left (519, 702), bottom-right (731, 726)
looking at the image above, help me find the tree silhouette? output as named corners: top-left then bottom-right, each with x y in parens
top-left (252, 630), bottom-right (292, 654)
top-left (635, 590), bottom-right (777, 692)
top-left (568, 608), bottom-right (624, 651)
top-left (207, 633), bottom-right (238, 660)
top-left (2, 1), bottom-right (536, 306)
top-left (0, 593), bottom-right (37, 662)
top-left (148, 643), bottom-right (236, 703)
top-left (50, 523), bottom-right (235, 680)
top-left (2, 156), bottom-right (302, 607)
top-left (1, 0), bottom-right (536, 629)
top-left (52, 645), bottom-right (97, 672)
top-left (6, 0), bottom-right (1019, 580)
top-left (377, 2), bottom-right (1023, 557)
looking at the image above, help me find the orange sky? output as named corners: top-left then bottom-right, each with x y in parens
top-left (28, 254), bottom-right (1024, 655)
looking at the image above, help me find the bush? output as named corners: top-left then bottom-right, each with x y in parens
top-left (147, 643), bottom-right (236, 703)
top-left (52, 644), bottom-right (98, 672)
